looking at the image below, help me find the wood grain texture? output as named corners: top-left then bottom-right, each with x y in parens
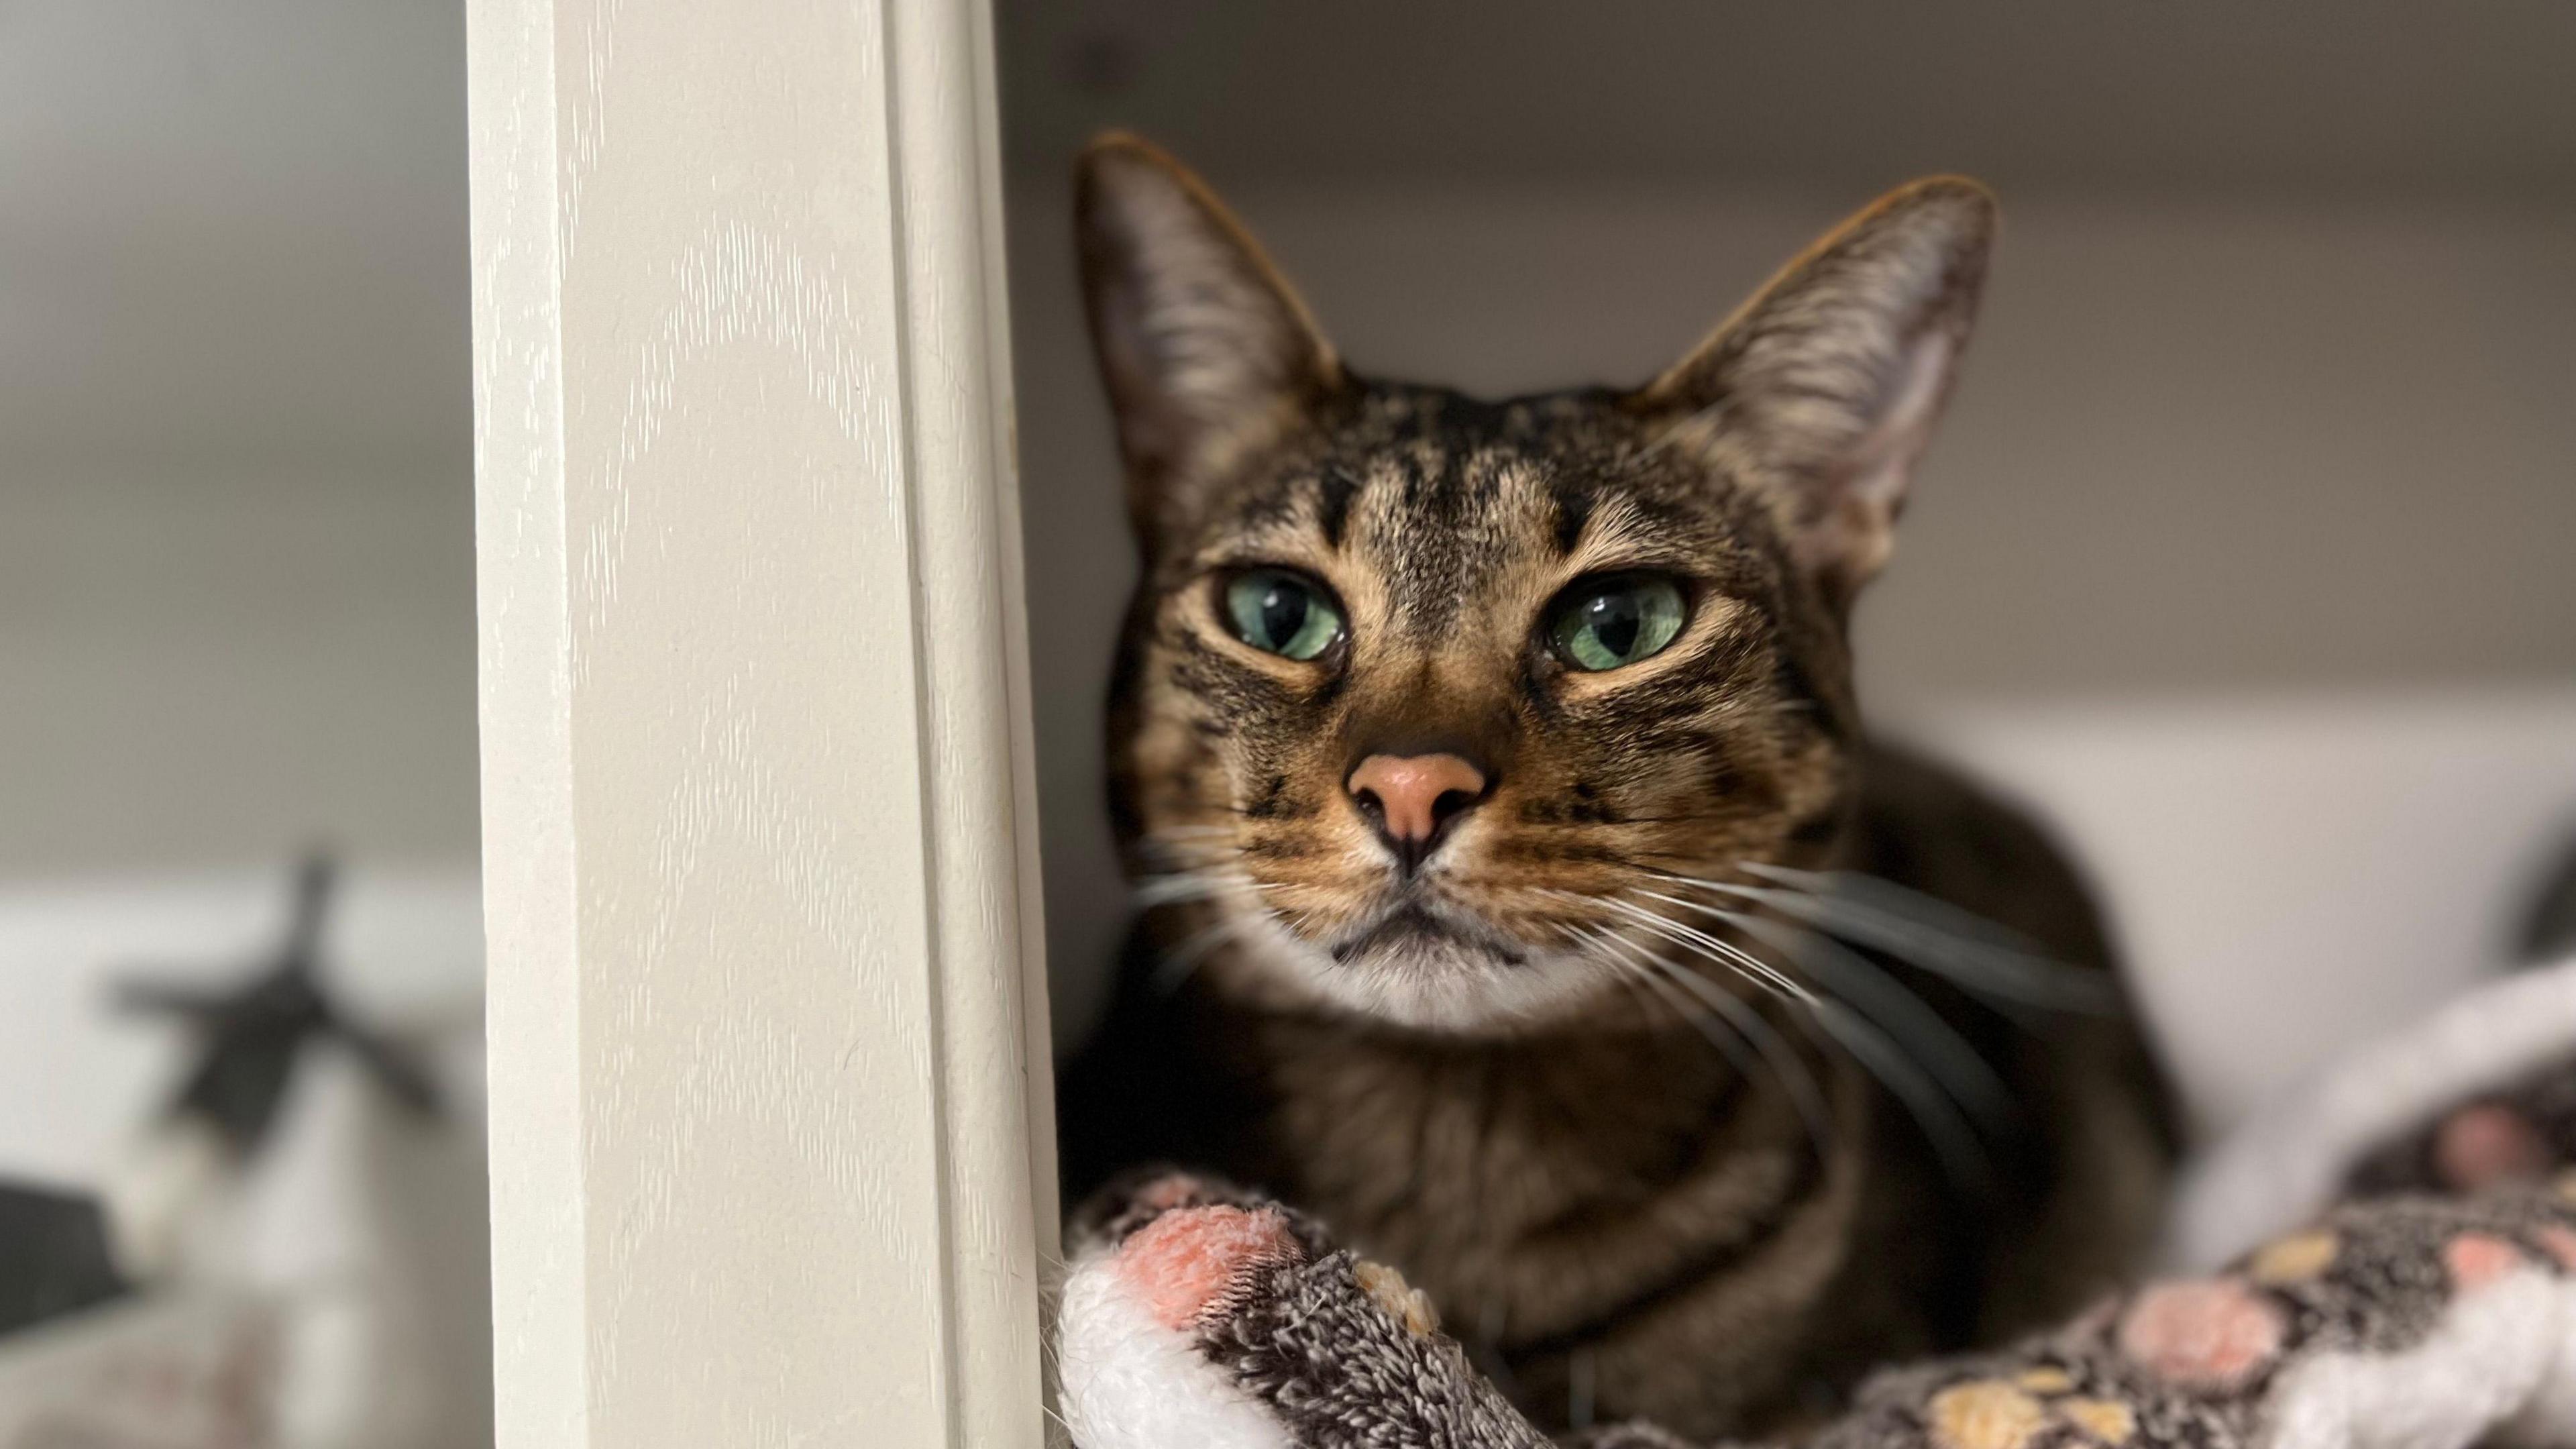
top-left (468, 0), bottom-right (1053, 1442)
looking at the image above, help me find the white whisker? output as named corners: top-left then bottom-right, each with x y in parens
top-left (1743, 863), bottom-right (2035, 950)
top-left (1692, 905), bottom-right (2016, 1133)
top-left (1601, 892), bottom-right (1814, 1005)
top-left (1578, 912), bottom-right (1834, 1154)
top-left (1151, 916), bottom-right (1240, 994)
top-left (1130, 868), bottom-right (1252, 909)
top-left (1801, 993), bottom-right (1993, 1189)
top-left (1573, 924), bottom-right (1760, 1081)
top-left (1660, 872), bottom-right (2114, 1014)
top-left (1560, 885), bottom-right (1997, 1184)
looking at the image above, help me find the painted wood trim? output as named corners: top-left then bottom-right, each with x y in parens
top-left (467, 0), bottom-right (1054, 1442)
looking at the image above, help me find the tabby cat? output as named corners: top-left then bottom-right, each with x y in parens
top-left (1054, 133), bottom-right (2177, 1438)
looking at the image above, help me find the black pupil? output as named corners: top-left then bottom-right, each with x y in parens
top-left (1258, 582), bottom-right (1309, 647)
top-left (1585, 592), bottom-right (1640, 657)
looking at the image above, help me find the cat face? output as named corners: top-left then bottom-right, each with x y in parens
top-left (1080, 135), bottom-right (1993, 1032)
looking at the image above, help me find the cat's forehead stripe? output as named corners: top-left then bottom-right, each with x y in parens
top-left (1317, 464), bottom-right (1362, 551)
top-left (1348, 449), bottom-right (1549, 637)
top-left (1551, 478), bottom-right (1597, 557)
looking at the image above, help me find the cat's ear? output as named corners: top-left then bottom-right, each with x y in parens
top-left (1077, 133), bottom-right (1342, 545)
top-left (1634, 177), bottom-right (1996, 607)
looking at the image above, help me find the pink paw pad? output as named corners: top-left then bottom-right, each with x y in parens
top-left (2432, 1104), bottom-right (2551, 1190)
top-left (1116, 1205), bottom-right (1304, 1331)
top-left (2116, 1278), bottom-right (2286, 1390)
top-left (2443, 1232), bottom-right (2527, 1293)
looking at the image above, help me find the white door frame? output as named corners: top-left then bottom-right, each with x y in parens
top-left (467, 0), bottom-right (1056, 1442)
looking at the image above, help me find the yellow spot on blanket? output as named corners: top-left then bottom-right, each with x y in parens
top-left (2249, 1230), bottom-right (2339, 1284)
top-left (2061, 1397), bottom-right (2137, 1444)
top-left (2013, 1368), bottom-right (2072, 1393)
top-left (1929, 1381), bottom-right (2047, 1449)
top-left (1354, 1258), bottom-right (1440, 1336)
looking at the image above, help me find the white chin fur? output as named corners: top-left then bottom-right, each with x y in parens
top-left (1234, 916), bottom-right (1611, 1032)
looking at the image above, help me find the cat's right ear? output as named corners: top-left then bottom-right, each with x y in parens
top-left (1632, 178), bottom-right (1996, 611)
top-left (1077, 133), bottom-right (1342, 547)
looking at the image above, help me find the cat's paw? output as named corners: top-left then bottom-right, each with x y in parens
top-left (1057, 1185), bottom-right (1316, 1449)
top-left (1067, 1167), bottom-right (1285, 1255)
top-left (1056, 1171), bottom-right (1550, 1448)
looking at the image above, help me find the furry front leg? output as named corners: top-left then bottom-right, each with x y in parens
top-left (1057, 1170), bottom-right (1553, 1448)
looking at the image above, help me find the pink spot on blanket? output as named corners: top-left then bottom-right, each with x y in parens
top-left (2433, 1104), bottom-right (2551, 1190)
top-left (2116, 1279), bottom-right (2284, 1390)
top-left (2444, 1233), bottom-right (2526, 1293)
top-left (1118, 1205), bottom-right (1303, 1330)
top-left (2536, 1226), bottom-right (2576, 1271)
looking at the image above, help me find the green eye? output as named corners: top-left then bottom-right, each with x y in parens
top-left (1223, 569), bottom-right (1344, 661)
top-left (1549, 576), bottom-right (1687, 671)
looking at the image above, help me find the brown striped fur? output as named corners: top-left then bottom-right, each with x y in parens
top-left (1056, 133), bottom-right (2176, 1437)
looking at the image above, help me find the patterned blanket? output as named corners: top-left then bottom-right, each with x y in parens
top-left (1057, 961), bottom-right (2576, 1449)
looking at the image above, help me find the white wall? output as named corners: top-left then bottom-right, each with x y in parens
top-left (0, 467), bottom-right (479, 877)
top-left (1004, 178), bottom-right (2576, 1113)
top-left (0, 0), bottom-right (475, 881)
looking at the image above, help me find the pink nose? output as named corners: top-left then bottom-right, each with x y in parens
top-left (1346, 753), bottom-right (1489, 857)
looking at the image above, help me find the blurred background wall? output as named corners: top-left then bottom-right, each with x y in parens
top-left (1, 0), bottom-right (475, 875)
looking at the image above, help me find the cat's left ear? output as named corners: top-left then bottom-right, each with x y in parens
top-left (1633, 177), bottom-right (1996, 607)
top-left (1077, 133), bottom-right (1344, 548)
